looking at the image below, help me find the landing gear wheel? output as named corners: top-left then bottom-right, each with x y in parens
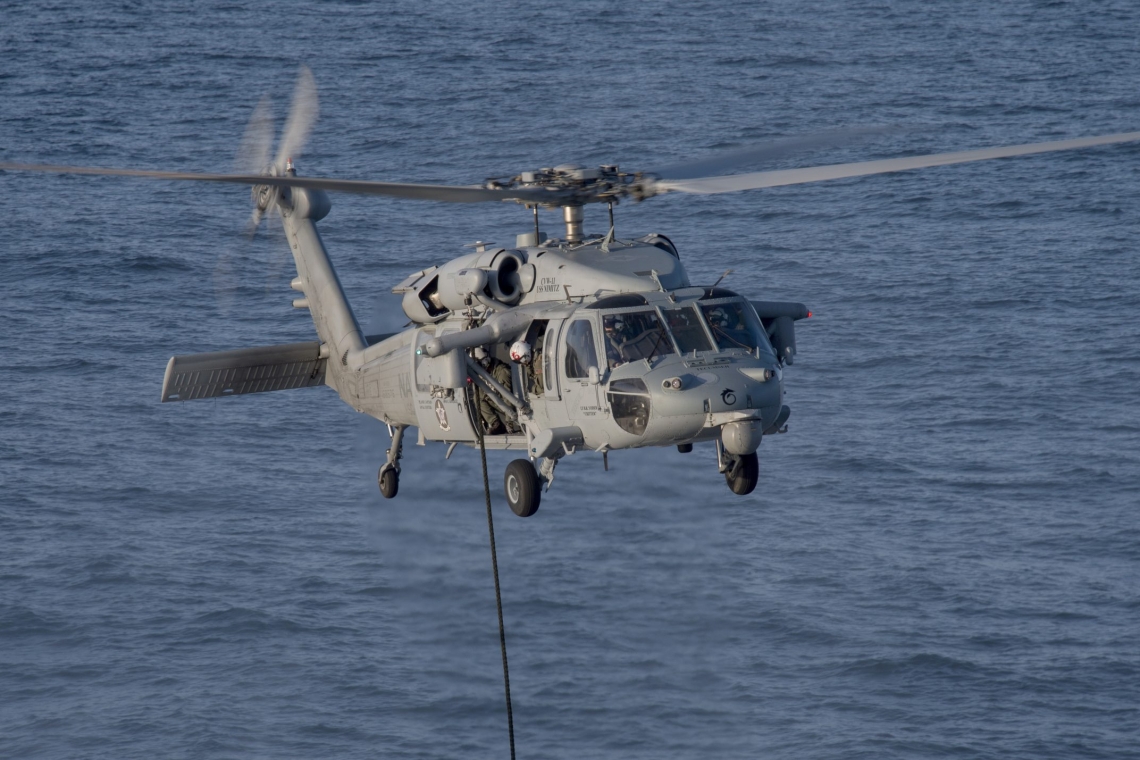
top-left (725, 452), bottom-right (759, 495)
top-left (504, 459), bottom-right (541, 517)
top-left (378, 467), bottom-right (399, 499)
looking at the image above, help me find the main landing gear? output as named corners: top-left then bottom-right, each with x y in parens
top-left (378, 424), bottom-right (406, 499)
top-left (504, 459), bottom-right (541, 517)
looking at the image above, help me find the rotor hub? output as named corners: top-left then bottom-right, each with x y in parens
top-left (250, 163), bottom-right (286, 212)
top-left (252, 182), bottom-right (276, 211)
top-left (484, 164), bottom-right (657, 209)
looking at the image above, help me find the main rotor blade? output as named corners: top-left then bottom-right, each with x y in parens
top-left (0, 162), bottom-right (559, 204)
top-left (236, 95), bottom-right (274, 174)
top-left (649, 126), bottom-right (894, 180)
top-left (274, 66), bottom-right (318, 170)
top-left (654, 131), bottom-right (1140, 195)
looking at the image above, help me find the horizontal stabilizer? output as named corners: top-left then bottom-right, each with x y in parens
top-left (161, 341), bottom-right (327, 402)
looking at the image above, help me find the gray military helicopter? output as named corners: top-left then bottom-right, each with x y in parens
top-left (5, 67), bottom-right (1139, 517)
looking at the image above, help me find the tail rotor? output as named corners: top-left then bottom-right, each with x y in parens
top-left (212, 66), bottom-right (320, 313)
top-left (234, 66), bottom-right (319, 239)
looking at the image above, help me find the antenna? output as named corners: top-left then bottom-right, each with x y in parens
top-left (600, 225), bottom-right (615, 253)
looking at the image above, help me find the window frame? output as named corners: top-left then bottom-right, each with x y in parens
top-left (698, 297), bottom-right (777, 358)
top-left (598, 306), bottom-right (678, 369)
top-left (659, 303), bottom-right (717, 356)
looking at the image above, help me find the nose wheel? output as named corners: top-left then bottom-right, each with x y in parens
top-left (504, 459), bottom-right (541, 517)
top-left (724, 451), bottom-right (759, 495)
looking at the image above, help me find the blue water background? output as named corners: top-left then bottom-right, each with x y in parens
top-left (2, 2), bottom-right (1139, 758)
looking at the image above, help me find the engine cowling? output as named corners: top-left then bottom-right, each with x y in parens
top-left (395, 249), bottom-right (535, 323)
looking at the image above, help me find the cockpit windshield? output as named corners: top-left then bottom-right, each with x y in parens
top-left (699, 299), bottom-right (776, 357)
top-left (602, 309), bottom-right (673, 369)
top-left (662, 306), bottom-right (714, 354)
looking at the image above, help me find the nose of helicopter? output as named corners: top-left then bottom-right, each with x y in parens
top-left (640, 359), bottom-right (785, 445)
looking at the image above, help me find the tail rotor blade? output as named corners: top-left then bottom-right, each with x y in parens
top-left (274, 65), bottom-right (318, 171)
top-left (236, 95), bottom-right (274, 174)
top-left (244, 206), bottom-right (264, 240)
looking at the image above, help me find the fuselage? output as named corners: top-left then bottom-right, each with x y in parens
top-left (342, 235), bottom-right (788, 455)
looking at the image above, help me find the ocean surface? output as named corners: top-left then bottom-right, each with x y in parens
top-left (2, 2), bottom-right (1139, 758)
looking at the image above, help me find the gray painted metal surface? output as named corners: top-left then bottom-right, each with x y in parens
top-left (161, 341), bottom-right (326, 402)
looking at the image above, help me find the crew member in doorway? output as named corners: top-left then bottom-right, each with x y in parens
top-left (528, 333), bottom-right (545, 395)
top-left (475, 346), bottom-right (513, 435)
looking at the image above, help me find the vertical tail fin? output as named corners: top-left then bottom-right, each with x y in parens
top-left (278, 186), bottom-right (366, 372)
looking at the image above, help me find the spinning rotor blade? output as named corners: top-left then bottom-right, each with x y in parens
top-left (236, 96), bottom-right (275, 237)
top-left (237, 95), bottom-right (274, 174)
top-left (275, 66), bottom-right (318, 170)
top-left (655, 131), bottom-right (1140, 195)
top-left (244, 196), bottom-right (266, 239)
top-left (0, 65), bottom-right (548, 215)
top-left (0, 162), bottom-right (558, 204)
top-left (271, 176), bottom-right (556, 203)
top-left (649, 126), bottom-right (894, 180)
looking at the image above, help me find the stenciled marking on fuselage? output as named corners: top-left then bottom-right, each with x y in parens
top-left (536, 276), bottom-right (561, 293)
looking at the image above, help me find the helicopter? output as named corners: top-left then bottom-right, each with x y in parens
top-left (4, 67), bottom-right (1139, 518)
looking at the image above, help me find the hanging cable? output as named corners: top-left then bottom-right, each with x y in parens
top-left (475, 389), bottom-right (516, 759)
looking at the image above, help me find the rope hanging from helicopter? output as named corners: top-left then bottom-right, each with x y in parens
top-left (472, 376), bottom-right (517, 760)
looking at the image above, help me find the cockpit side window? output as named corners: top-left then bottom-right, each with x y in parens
top-left (602, 309), bottom-right (673, 369)
top-left (700, 299), bottom-right (776, 356)
top-left (563, 320), bottom-right (598, 379)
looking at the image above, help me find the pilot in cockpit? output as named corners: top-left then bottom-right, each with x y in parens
top-left (603, 316), bottom-right (627, 368)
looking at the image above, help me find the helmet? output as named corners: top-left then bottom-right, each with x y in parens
top-left (473, 346), bottom-right (488, 360)
top-left (509, 340), bottom-right (532, 362)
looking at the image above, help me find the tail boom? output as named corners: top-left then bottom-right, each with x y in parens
top-left (280, 187), bottom-right (366, 374)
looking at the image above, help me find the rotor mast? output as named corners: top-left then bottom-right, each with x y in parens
top-left (501, 164), bottom-right (632, 245)
top-left (562, 205), bottom-right (584, 243)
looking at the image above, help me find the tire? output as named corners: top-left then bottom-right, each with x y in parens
top-left (379, 467), bottom-right (399, 499)
top-left (725, 452), bottom-right (759, 495)
top-left (504, 459), bottom-right (541, 517)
